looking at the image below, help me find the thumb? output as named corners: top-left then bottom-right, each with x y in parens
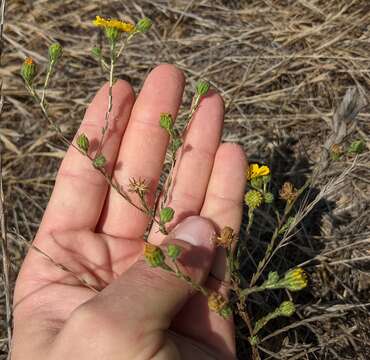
top-left (113, 216), bottom-right (216, 328)
top-left (83, 216), bottom-right (215, 333)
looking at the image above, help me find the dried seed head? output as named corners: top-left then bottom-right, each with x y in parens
top-left (279, 182), bottom-right (297, 203)
top-left (215, 226), bottom-right (236, 248)
top-left (128, 177), bottom-right (150, 196)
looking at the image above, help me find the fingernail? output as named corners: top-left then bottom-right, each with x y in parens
top-left (173, 216), bottom-right (215, 247)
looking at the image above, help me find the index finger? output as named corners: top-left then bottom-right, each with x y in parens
top-left (37, 80), bottom-right (134, 240)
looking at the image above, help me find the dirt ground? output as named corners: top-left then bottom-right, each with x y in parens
top-left (1, 0), bottom-right (369, 359)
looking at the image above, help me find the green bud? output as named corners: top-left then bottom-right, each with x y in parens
top-left (195, 80), bottom-right (210, 97)
top-left (264, 192), bottom-right (274, 204)
top-left (167, 244), bottom-right (182, 260)
top-left (262, 174), bottom-right (271, 184)
top-left (160, 207), bottom-right (175, 224)
top-left (348, 139), bottom-right (365, 155)
top-left (21, 58), bottom-right (37, 85)
top-left (93, 154), bottom-right (106, 168)
top-left (266, 271), bottom-right (279, 285)
top-left (159, 113), bottom-right (173, 132)
top-left (104, 27), bottom-right (119, 43)
top-left (76, 133), bottom-right (89, 153)
top-left (249, 335), bottom-right (259, 346)
top-left (144, 243), bottom-right (165, 268)
top-left (250, 176), bottom-right (263, 190)
top-left (219, 305), bottom-right (233, 319)
top-left (91, 46), bottom-right (102, 59)
top-left (244, 190), bottom-right (263, 209)
top-left (136, 17), bottom-right (152, 33)
top-left (48, 43), bottom-right (63, 64)
top-left (278, 301), bottom-right (295, 317)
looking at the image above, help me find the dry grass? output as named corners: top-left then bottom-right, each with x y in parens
top-left (1, 0), bottom-right (370, 359)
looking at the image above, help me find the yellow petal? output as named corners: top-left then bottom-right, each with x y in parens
top-left (257, 165), bottom-right (270, 176)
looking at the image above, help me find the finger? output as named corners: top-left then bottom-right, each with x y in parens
top-left (172, 143), bottom-right (247, 357)
top-left (99, 64), bottom-right (185, 239)
top-left (57, 217), bottom-right (216, 359)
top-left (201, 143), bottom-right (247, 280)
top-left (38, 80), bottom-right (134, 238)
top-left (149, 91), bottom-right (224, 245)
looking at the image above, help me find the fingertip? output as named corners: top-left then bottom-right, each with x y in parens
top-left (148, 63), bottom-right (185, 89)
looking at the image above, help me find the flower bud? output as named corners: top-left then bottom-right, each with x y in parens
top-left (76, 133), bottom-right (89, 153)
top-left (160, 207), bottom-right (175, 224)
top-left (348, 139), bottom-right (365, 155)
top-left (48, 43), bottom-right (63, 64)
top-left (264, 192), bottom-right (274, 204)
top-left (144, 243), bottom-right (165, 267)
top-left (207, 292), bottom-right (229, 318)
top-left (91, 46), bottom-right (102, 59)
top-left (21, 58), bottom-right (37, 85)
top-left (250, 176), bottom-right (263, 190)
top-left (159, 113), bottom-right (173, 132)
top-left (105, 27), bottom-right (119, 43)
top-left (262, 174), bottom-right (271, 184)
top-left (219, 305), bottom-right (233, 319)
top-left (266, 271), bottom-right (279, 285)
top-left (244, 190), bottom-right (263, 209)
top-left (278, 301), bottom-right (295, 317)
top-left (195, 80), bottom-right (210, 97)
top-left (93, 154), bottom-right (106, 168)
top-left (282, 268), bottom-right (308, 291)
top-left (136, 17), bottom-right (152, 33)
top-left (167, 244), bottom-right (182, 260)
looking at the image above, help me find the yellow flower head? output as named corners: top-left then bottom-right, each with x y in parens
top-left (283, 268), bottom-right (308, 291)
top-left (24, 57), bottom-right (34, 65)
top-left (93, 16), bottom-right (135, 33)
top-left (246, 163), bottom-right (270, 180)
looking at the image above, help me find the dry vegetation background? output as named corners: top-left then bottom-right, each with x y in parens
top-left (1, 0), bottom-right (370, 359)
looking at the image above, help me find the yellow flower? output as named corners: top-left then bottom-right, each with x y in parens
top-left (93, 16), bottom-right (135, 33)
top-left (282, 268), bottom-right (308, 291)
top-left (246, 163), bottom-right (270, 180)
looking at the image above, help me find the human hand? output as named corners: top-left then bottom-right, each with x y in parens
top-left (12, 65), bottom-right (246, 359)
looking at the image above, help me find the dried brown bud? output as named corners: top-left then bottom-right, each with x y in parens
top-left (215, 226), bottom-right (237, 248)
top-left (279, 182), bottom-right (298, 203)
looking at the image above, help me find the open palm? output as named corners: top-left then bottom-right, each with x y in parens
top-left (13, 65), bottom-right (246, 359)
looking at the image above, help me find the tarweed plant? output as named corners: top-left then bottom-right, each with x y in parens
top-left (20, 15), bottom-right (365, 359)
